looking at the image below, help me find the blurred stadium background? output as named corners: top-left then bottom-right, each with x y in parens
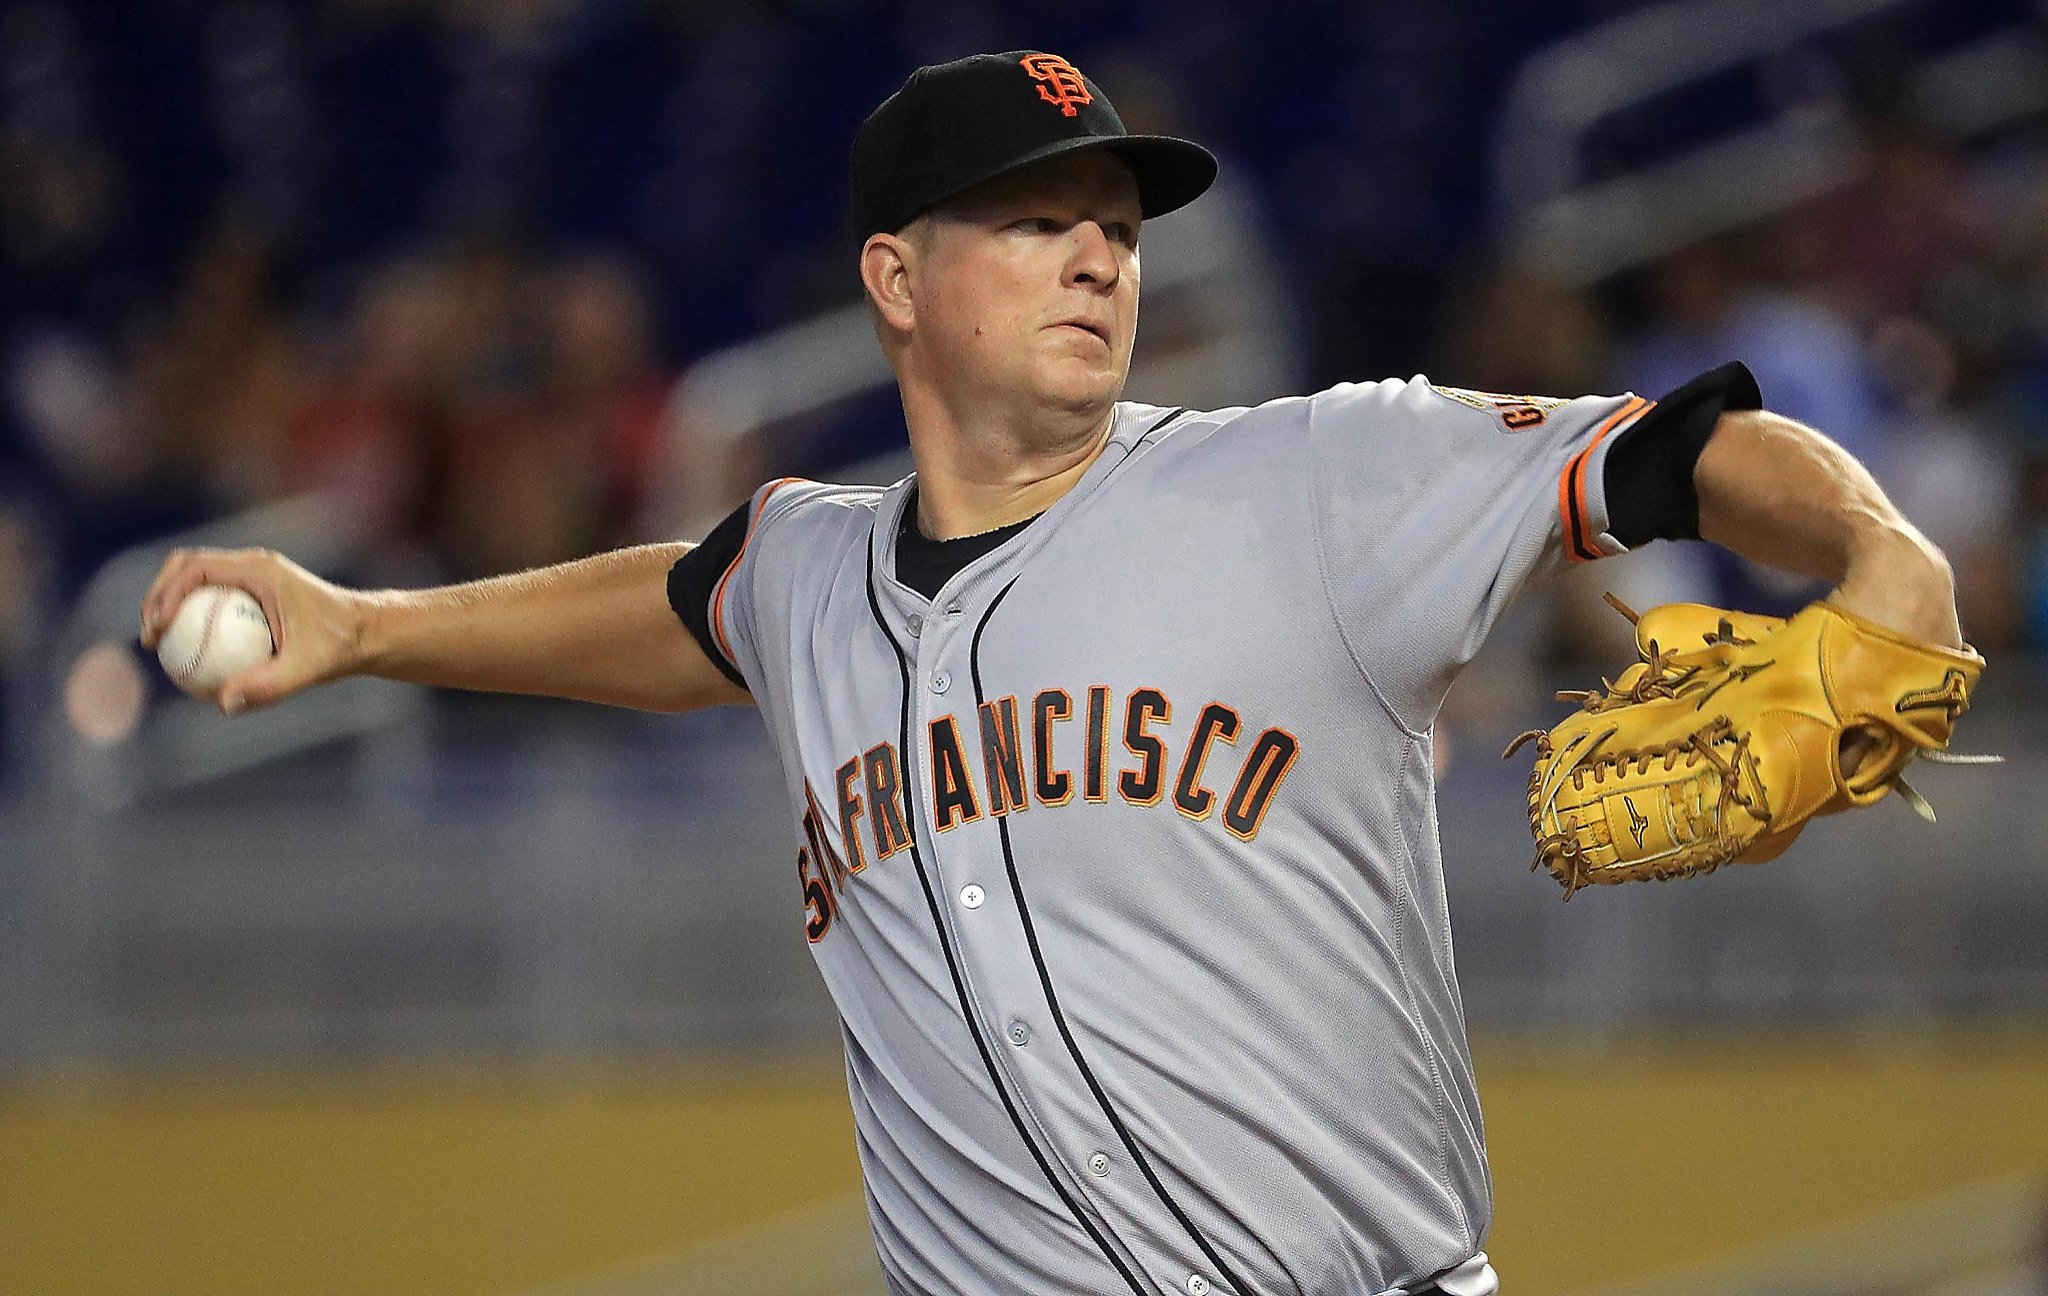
top-left (3, 0), bottom-right (2047, 1292)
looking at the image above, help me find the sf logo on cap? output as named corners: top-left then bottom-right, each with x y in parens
top-left (1020, 53), bottom-right (1091, 116)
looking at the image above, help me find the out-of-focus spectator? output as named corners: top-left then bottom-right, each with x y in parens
top-left (538, 255), bottom-right (673, 539)
top-left (287, 244), bottom-right (674, 581)
top-left (1620, 236), bottom-right (1887, 464)
top-left (131, 218), bottom-right (303, 509)
top-left (1087, 50), bottom-right (1304, 412)
top-left (1759, 98), bottom-right (2022, 651)
top-left (1782, 112), bottom-right (1976, 326)
top-left (2, 5), bottom-right (132, 332)
top-left (435, 250), bottom-right (666, 578)
top-left (1865, 316), bottom-right (2021, 652)
top-left (1428, 257), bottom-right (1627, 725)
top-left (1613, 233), bottom-right (1888, 618)
top-left (288, 256), bottom-right (448, 553)
top-left (1434, 258), bottom-right (1607, 399)
top-left (4, 324), bottom-right (212, 595)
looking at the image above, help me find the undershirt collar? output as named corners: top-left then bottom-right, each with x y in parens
top-left (894, 486), bottom-right (1043, 600)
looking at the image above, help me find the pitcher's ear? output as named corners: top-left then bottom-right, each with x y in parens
top-left (861, 232), bottom-right (918, 334)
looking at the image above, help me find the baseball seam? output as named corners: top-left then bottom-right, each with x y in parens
top-left (172, 589), bottom-right (227, 685)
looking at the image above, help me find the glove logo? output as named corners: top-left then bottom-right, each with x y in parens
top-left (1020, 54), bottom-right (1092, 116)
top-left (1624, 796), bottom-right (1649, 849)
top-left (1897, 669), bottom-right (1970, 719)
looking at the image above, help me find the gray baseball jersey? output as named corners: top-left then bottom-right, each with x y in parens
top-left (681, 378), bottom-right (1651, 1296)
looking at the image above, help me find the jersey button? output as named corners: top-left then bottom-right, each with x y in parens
top-left (959, 884), bottom-right (984, 909)
top-left (1186, 1276), bottom-right (1210, 1295)
top-left (1007, 1020), bottom-right (1030, 1046)
top-left (931, 670), bottom-right (951, 694)
top-left (906, 613), bottom-right (924, 637)
top-left (1087, 1152), bottom-right (1111, 1177)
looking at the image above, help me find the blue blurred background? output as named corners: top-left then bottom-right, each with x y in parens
top-left (2, 2), bottom-right (2046, 1294)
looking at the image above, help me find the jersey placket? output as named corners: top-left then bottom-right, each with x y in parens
top-left (892, 555), bottom-right (1239, 1296)
top-left (905, 578), bottom-right (1127, 1209)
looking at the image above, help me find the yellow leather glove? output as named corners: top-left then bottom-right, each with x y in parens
top-left (1505, 597), bottom-right (1987, 898)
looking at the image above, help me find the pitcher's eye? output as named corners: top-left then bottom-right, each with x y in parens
top-left (1010, 218), bottom-right (1057, 233)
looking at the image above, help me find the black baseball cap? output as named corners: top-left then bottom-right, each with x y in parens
top-left (851, 51), bottom-right (1218, 242)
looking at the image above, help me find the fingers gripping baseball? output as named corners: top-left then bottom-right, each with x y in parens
top-left (139, 547), bottom-right (364, 713)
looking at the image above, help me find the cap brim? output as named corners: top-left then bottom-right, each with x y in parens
top-left (918, 133), bottom-right (1218, 226)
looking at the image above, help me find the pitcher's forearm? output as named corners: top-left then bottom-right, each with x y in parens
top-left (1696, 409), bottom-right (1962, 647)
top-left (356, 543), bottom-right (728, 709)
top-left (141, 541), bottom-right (743, 714)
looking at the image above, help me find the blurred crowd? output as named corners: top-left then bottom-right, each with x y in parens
top-left (9, 225), bottom-right (675, 587)
top-left (1437, 103), bottom-right (2048, 662)
top-left (4, 0), bottom-right (2047, 788)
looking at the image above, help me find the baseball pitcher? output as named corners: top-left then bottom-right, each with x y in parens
top-left (141, 51), bottom-right (1981, 1296)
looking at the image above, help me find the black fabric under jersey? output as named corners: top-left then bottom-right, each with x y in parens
top-left (893, 488), bottom-right (1042, 600)
top-left (668, 362), bottom-right (1761, 686)
top-left (1603, 360), bottom-right (1763, 546)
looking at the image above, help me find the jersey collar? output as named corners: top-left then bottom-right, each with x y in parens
top-left (866, 401), bottom-right (1186, 619)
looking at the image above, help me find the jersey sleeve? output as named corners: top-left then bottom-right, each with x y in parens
top-left (665, 478), bottom-right (811, 694)
top-left (1308, 377), bottom-right (1656, 733)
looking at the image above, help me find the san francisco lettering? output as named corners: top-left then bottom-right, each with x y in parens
top-left (796, 685), bottom-right (1301, 942)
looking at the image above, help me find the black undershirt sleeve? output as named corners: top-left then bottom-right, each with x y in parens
top-left (666, 499), bottom-right (753, 690)
top-left (1601, 360), bottom-right (1763, 547)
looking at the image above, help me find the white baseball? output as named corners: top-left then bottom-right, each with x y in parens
top-left (156, 585), bottom-right (276, 700)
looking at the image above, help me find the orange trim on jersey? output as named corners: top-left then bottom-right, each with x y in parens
top-left (1083, 685), bottom-right (1112, 803)
top-left (1172, 702), bottom-right (1242, 823)
top-left (863, 741), bottom-right (912, 860)
top-left (801, 776), bottom-right (848, 887)
top-left (834, 757), bottom-right (869, 875)
top-left (977, 695), bottom-right (1029, 817)
top-left (799, 845), bottom-right (833, 943)
top-left (1558, 397), bottom-right (1652, 564)
top-left (929, 714), bottom-right (984, 831)
top-left (1032, 688), bottom-right (1075, 807)
top-left (1223, 725), bottom-right (1301, 843)
top-left (711, 476), bottom-right (809, 667)
top-left (1118, 688), bottom-right (1172, 808)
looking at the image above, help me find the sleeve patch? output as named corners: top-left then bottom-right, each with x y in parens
top-left (1427, 383), bottom-right (1572, 432)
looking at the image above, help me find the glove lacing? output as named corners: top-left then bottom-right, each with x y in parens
top-left (1510, 718), bottom-right (1774, 898)
top-left (1504, 598), bottom-right (1780, 898)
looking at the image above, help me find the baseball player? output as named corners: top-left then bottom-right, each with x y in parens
top-left (141, 52), bottom-right (1968, 1296)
